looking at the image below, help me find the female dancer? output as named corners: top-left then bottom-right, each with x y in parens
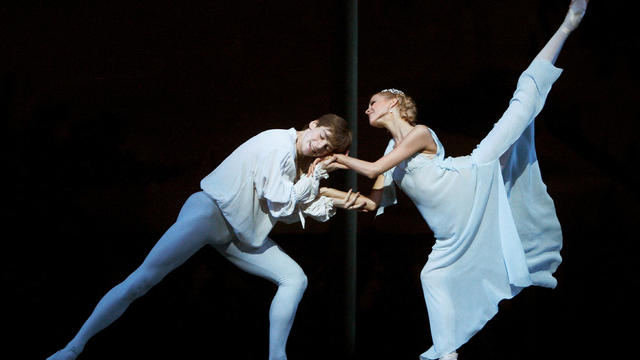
top-left (322, 1), bottom-right (588, 359)
top-left (47, 113), bottom-right (357, 360)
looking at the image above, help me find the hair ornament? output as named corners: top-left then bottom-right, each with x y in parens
top-left (380, 88), bottom-right (405, 95)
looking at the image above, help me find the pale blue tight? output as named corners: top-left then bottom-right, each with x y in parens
top-left (47, 191), bottom-right (307, 360)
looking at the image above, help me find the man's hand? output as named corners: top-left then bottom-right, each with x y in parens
top-left (307, 155), bottom-right (345, 176)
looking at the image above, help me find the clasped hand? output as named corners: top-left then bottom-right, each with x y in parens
top-left (307, 153), bottom-right (349, 177)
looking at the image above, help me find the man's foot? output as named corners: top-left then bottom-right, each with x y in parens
top-left (46, 345), bottom-right (80, 360)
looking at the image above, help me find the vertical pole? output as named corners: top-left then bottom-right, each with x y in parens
top-left (345, 0), bottom-right (358, 358)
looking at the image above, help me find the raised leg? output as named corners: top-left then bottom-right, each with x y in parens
top-left (471, 0), bottom-right (587, 165)
top-left (535, 0), bottom-right (588, 64)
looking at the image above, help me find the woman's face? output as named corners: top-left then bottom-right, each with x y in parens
top-left (365, 93), bottom-right (394, 127)
top-left (299, 121), bottom-right (333, 157)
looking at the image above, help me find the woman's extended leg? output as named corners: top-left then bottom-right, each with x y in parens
top-left (213, 238), bottom-right (308, 360)
top-left (471, 0), bottom-right (587, 165)
top-left (536, 0), bottom-right (588, 64)
top-left (47, 192), bottom-right (231, 360)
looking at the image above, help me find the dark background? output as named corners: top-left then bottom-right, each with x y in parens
top-left (3, 1), bottom-right (637, 359)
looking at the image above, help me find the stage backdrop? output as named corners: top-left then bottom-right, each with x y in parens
top-left (3, 1), bottom-right (637, 359)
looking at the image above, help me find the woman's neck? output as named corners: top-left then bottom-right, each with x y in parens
top-left (384, 115), bottom-right (414, 145)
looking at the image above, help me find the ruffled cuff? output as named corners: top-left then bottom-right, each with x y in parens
top-left (293, 162), bottom-right (330, 204)
top-left (312, 162), bottom-right (329, 181)
top-left (301, 195), bottom-right (336, 223)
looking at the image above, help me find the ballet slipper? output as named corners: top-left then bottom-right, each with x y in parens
top-left (46, 345), bottom-right (80, 360)
top-left (560, 0), bottom-right (588, 33)
top-left (439, 352), bottom-right (458, 360)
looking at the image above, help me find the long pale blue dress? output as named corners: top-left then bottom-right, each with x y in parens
top-left (377, 59), bottom-right (563, 359)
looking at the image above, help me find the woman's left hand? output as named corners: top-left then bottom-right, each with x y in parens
top-left (342, 189), bottom-right (367, 212)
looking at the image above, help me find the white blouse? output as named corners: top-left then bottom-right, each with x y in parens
top-left (200, 128), bottom-right (334, 247)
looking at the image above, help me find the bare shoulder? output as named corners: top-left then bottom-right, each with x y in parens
top-left (409, 124), bottom-right (432, 141)
top-left (412, 124), bottom-right (437, 154)
top-left (412, 124), bottom-right (430, 136)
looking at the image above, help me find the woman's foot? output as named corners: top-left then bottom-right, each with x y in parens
top-left (439, 352), bottom-right (458, 360)
top-left (46, 345), bottom-right (80, 360)
top-left (561, 0), bottom-right (588, 33)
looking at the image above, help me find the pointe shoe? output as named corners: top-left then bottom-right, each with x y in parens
top-left (439, 352), bottom-right (458, 360)
top-left (561, 0), bottom-right (588, 33)
top-left (46, 346), bottom-right (80, 360)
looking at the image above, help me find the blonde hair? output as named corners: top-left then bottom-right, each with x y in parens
top-left (378, 90), bottom-right (417, 125)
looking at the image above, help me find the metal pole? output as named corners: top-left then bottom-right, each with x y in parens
top-left (345, 0), bottom-right (358, 357)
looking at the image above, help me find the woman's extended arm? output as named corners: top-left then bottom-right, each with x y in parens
top-left (334, 125), bottom-right (434, 179)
